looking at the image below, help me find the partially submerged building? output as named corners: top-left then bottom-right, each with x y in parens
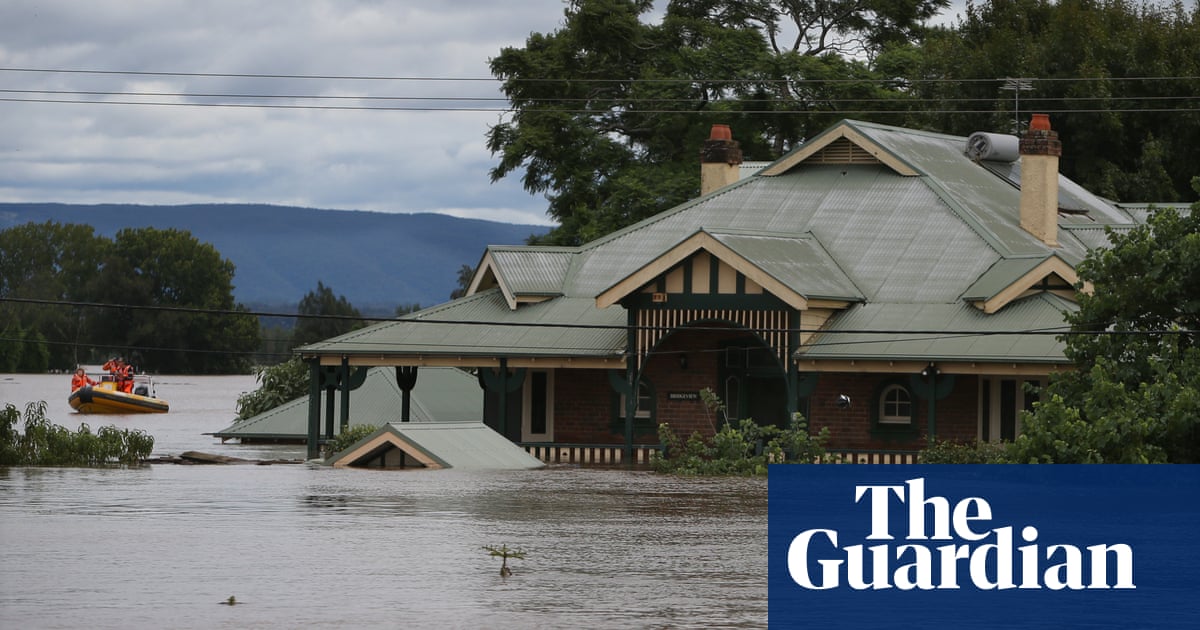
top-left (299, 117), bottom-right (1160, 462)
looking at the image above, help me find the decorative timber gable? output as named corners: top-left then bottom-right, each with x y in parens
top-left (595, 229), bottom-right (866, 368)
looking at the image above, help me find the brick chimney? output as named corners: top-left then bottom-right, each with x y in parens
top-left (700, 124), bottom-right (743, 196)
top-left (1018, 114), bottom-right (1062, 247)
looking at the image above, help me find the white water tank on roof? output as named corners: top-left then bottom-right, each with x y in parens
top-left (965, 131), bottom-right (1020, 162)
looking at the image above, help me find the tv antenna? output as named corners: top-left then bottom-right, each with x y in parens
top-left (1000, 78), bottom-right (1034, 134)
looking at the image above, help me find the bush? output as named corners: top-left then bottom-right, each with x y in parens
top-left (235, 357), bottom-right (310, 420)
top-left (920, 439), bottom-right (1012, 464)
top-left (325, 423), bottom-right (380, 457)
top-left (0, 401), bottom-right (155, 466)
top-left (653, 414), bottom-right (831, 476)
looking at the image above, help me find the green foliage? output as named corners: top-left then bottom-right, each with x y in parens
top-left (235, 357), bottom-right (311, 420)
top-left (489, 0), bottom-right (948, 245)
top-left (654, 414), bottom-right (831, 476)
top-left (0, 221), bottom-right (259, 373)
top-left (1013, 201), bottom-right (1200, 463)
top-left (292, 281), bottom-right (365, 348)
top-left (911, 0), bottom-right (1200, 202)
top-left (326, 423), bottom-right (380, 455)
top-left (920, 440), bottom-right (1013, 463)
top-left (0, 401), bottom-right (155, 466)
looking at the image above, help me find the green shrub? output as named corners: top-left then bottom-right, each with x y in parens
top-left (0, 401), bottom-right (155, 466)
top-left (920, 439), bottom-right (1013, 464)
top-left (653, 414), bottom-right (830, 476)
top-left (325, 423), bottom-right (380, 456)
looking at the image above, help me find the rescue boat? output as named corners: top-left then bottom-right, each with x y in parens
top-left (69, 375), bottom-right (169, 414)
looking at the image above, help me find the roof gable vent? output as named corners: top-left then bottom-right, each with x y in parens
top-left (966, 132), bottom-right (1019, 162)
top-left (810, 137), bottom-right (881, 165)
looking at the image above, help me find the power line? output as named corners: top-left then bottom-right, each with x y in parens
top-left (3, 67), bottom-right (1197, 84)
top-left (2, 96), bottom-right (1196, 115)
top-left (4, 296), bottom-right (1193, 338)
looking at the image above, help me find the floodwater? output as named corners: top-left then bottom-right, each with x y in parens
top-left (0, 374), bottom-right (768, 629)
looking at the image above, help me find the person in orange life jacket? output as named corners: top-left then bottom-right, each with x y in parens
top-left (102, 357), bottom-right (135, 393)
top-left (70, 367), bottom-right (98, 392)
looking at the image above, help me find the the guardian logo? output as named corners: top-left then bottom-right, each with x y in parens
top-left (787, 478), bottom-right (1135, 591)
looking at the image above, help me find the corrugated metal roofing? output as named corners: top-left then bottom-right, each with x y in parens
top-left (489, 246), bottom-right (575, 296)
top-left (302, 119), bottom-right (1146, 367)
top-left (707, 230), bottom-right (864, 301)
top-left (211, 366), bottom-right (482, 440)
top-left (302, 288), bottom-right (626, 358)
top-left (796, 293), bottom-right (1076, 363)
top-left (327, 422), bottom-right (546, 470)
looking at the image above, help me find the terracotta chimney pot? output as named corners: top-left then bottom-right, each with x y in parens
top-left (709, 124), bottom-right (732, 141)
top-left (1029, 113), bottom-right (1051, 131)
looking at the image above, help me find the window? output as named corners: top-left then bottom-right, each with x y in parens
top-left (878, 384), bottom-right (912, 424)
top-left (522, 369), bottom-right (554, 441)
top-left (611, 377), bottom-right (656, 436)
top-left (619, 380), bottom-right (653, 420)
top-left (979, 378), bottom-right (1039, 442)
top-left (870, 379), bottom-right (918, 439)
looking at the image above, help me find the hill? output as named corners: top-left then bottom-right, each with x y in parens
top-left (0, 203), bottom-right (549, 312)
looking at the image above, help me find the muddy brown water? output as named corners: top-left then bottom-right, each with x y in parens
top-left (1, 373), bottom-right (767, 628)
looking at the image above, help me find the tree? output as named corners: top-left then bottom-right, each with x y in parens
top-left (488, 0), bottom-right (948, 245)
top-left (908, 0), bottom-right (1200, 202)
top-left (449, 264), bottom-right (474, 300)
top-left (292, 281), bottom-right (365, 348)
top-left (0, 221), bottom-right (108, 370)
top-left (1011, 191), bottom-right (1200, 463)
top-left (89, 227), bottom-right (259, 374)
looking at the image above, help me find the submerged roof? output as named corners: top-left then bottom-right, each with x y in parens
top-left (211, 366), bottom-right (482, 440)
top-left (301, 119), bottom-right (1145, 367)
top-left (326, 421), bottom-right (546, 470)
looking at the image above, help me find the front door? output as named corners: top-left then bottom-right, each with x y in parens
top-left (720, 337), bottom-right (788, 429)
top-left (522, 369), bottom-right (554, 442)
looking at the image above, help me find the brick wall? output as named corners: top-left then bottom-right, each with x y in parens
top-left (807, 373), bottom-right (980, 450)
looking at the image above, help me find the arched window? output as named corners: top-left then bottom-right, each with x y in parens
top-left (878, 384), bottom-right (912, 425)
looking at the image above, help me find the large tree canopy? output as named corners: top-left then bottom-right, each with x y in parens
top-left (895, 0), bottom-right (1199, 201)
top-left (0, 222), bottom-right (259, 373)
top-left (1011, 190), bottom-right (1200, 463)
top-left (491, 0), bottom-right (1196, 244)
top-left (489, 0), bottom-right (948, 244)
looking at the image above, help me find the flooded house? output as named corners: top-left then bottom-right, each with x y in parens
top-left (298, 116), bottom-right (1155, 463)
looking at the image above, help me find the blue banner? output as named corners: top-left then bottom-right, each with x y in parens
top-left (769, 465), bottom-right (1199, 629)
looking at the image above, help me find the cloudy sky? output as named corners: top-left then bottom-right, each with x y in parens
top-left (0, 1), bottom-right (976, 227)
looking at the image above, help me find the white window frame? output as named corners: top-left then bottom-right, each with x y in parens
top-left (878, 384), bottom-right (912, 424)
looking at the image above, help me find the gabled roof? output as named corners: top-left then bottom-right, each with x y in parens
top-left (302, 119), bottom-right (1146, 369)
top-left (469, 245), bottom-right (576, 309)
top-left (961, 254), bottom-right (1089, 314)
top-left (595, 228), bottom-right (864, 309)
top-left (326, 421), bottom-right (546, 470)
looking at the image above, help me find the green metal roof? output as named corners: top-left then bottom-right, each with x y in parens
top-left (488, 245), bottom-right (575, 296)
top-left (211, 366), bottom-right (482, 440)
top-left (301, 288), bottom-right (626, 358)
top-left (302, 119), bottom-right (1147, 367)
top-left (326, 421), bottom-right (546, 470)
top-left (706, 229), bottom-right (865, 301)
top-left (796, 293), bottom-right (1076, 363)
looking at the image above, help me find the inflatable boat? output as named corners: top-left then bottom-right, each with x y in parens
top-left (69, 375), bottom-right (169, 414)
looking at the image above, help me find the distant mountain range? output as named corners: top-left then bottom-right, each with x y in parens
top-left (0, 203), bottom-right (549, 313)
